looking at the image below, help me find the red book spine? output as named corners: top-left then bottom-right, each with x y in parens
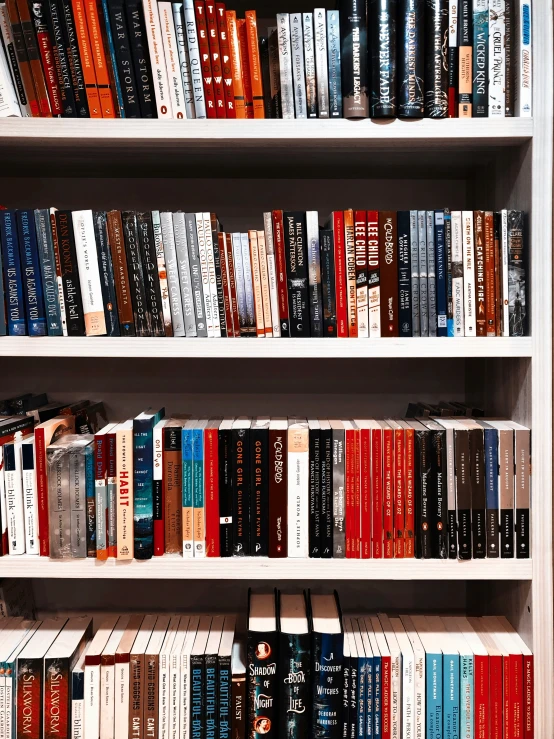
top-left (383, 426), bottom-right (394, 558)
top-left (503, 655), bottom-right (512, 739)
top-left (378, 210), bottom-right (399, 336)
top-left (488, 654), bottom-right (503, 739)
top-left (393, 427), bottom-right (404, 558)
top-left (194, 0), bottom-right (216, 118)
top-left (510, 654), bottom-right (523, 739)
top-left (367, 210), bottom-right (380, 337)
top-left (344, 209), bottom-right (357, 337)
top-left (224, 234), bottom-right (240, 337)
top-left (474, 654), bottom-right (489, 739)
top-left (206, 1), bottom-right (226, 118)
top-left (44, 658), bottom-right (69, 739)
top-left (106, 431), bottom-right (117, 558)
top-left (35, 427), bottom-right (49, 557)
top-left (236, 19), bottom-right (253, 118)
top-left (403, 427), bottom-right (415, 558)
top-left (204, 427), bottom-right (219, 556)
top-left (272, 210), bottom-right (290, 335)
top-left (216, 3), bottom-right (235, 117)
top-left (371, 427), bottom-right (383, 558)
top-left (95, 431), bottom-right (108, 561)
top-left (332, 211), bottom-right (348, 337)
top-left (381, 655), bottom-right (391, 739)
top-left (344, 426), bottom-right (355, 559)
top-left (360, 427), bottom-right (371, 559)
top-left (34, 20), bottom-right (62, 115)
top-left (522, 655), bottom-right (533, 739)
top-left (218, 233), bottom-right (234, 336)
top-left (17, 658), bottom-right (42, 739)
top-left (353, 428), bottom-right (360, 558)
top-left (268, 427), bottom-right (287, 557)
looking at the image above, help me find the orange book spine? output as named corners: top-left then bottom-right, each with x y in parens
top-left (244, 10), bottom-right (264, 118)
top-left (225, 11), bottom-right (245, 118)
top-left (84, 0), bottom-right (115, 117)
top-left (236, 18), bottom-right (253, 118)
top-left (14, 0), bottom-right (51, 115)
top-left (71, 0), bottom-right (101, 116)
top-left (6, 0), bottom-right (40, 116)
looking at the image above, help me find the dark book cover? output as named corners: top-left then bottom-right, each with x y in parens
top-left (311, 631), bottom-right (343, 738)
top-left (205, 651), bottom-right (218, 739)
top-left (210, 213), bottom-right (227, 337)
top-left (341, 636), bottom-right (350, 739)
top-left (59, 0), bottom-right (89, 116)
top-left (369, 0), bottom-right (396, 117)
top-left (16, 209), bottom-right (47, 336)
top-left (105, 0), bottom-right (140, 117)
top-left (247, 598), bottom-right (278, 739)
top-left (0, 210), bottom-right (26, 336)
top-left (259, 36), bottom-right (273, 119)
top-left (434, 210), bottom-right (448, 336)
top-left (424, 0), bottom-right (448, 118)
top-left (137, 212), bottom-right (164, 337)
top-left (414, 426), bottom-right (432, 559)
top-left (232, 643), bottom-right (246, 739)
top-left (468, 426), bottom-right (486, 559)
top-left (481, 423), bottom-right (499, 558)
top-left (107, 210), bottom-right (135, 336)
top-left (319, 423), bottom-right (333, 558)
top-left (219, 653), bottom-right (232, 739)
top-left (232, 424), bottom-right (251, 556)
top-left (454, 427), bottom-right (472, 560)
top-left (378, 211), bottom-right (399, 337)
top-left (507, 210), bottom-right (526, 337)
top-left (29, 0), bottom-right (62, 117)
top-left (250, 419), bottom-right (269, 557)
top-left (218, 423), bottom-right (233, 558)
top-left (92, 211), bottom-right (120, 337)
top-left (309, 422), bottom-right (321, 558)
top-left (133, 408), bottom-right (165, 560)
top-left (122, 211), bottom-right (149, 337)
top-left (16, 657), bottom-right (44, 739)
top-left (320, 229), bottom-right (337, 337)
top-left (347, 637), bottom-right (356, 739)
top-left (397, 210), bottom-right (412, 337)
top-left (398, 0), bottom-right (424, 117)
top-left (268, 421), bottom-right (287, 558)
top-left (426, 423), bottom-right (448, 559)
top-left (55, 210), bottom-right (85, 336)
top-left (44, 0), bottom-right (78, 116)
top-left (306, 213), bottom-right (324, 337)
top-left (472, 0), bottom-right (488, 116)
top-left (339, 0), bottom-right (368, 118)
top-left (191, 652), bottom-right (205, 739)
top-left (279, 622), bottom-right (311, 737)
top-left (124, 0), bottom-right (156, 117)
top-left (283, 211), bottom-right (310, 337)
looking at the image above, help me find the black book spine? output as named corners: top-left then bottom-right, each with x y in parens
top-left (210, 219), bottom-right (227, 338)
top-left (312, 632), bottom-right (344, 739)
top-left (125, 0), bottom-right (156, 118)
top-left (424, 0), bottom-right (448, 118)
top-left (397, 210), bottom-right (412, 336)
top-left (232, 428), bottom-right (250, 556)
top-left (105, 0), bottom-right (141, 117)
top-left (279, 631), bottom-right (311, 738)
top-left (191, 654), bottom-right (205, 739)
top-left (122, 211), bottom-right (149, 337)
top-left (397, 0), bottom-right (424, 117)
top-left (348, 644), bottom-right (356, 739)
top-left (430, 428), bottom-right (448, 559)
top-left (92, 211), bottom-right (120, 337)
top-left (44, 0), bottom-right (77, 115)
top-left (205, 652), bottom-right (217, 739)
top-left (320, 427), bottom-right (332, 558)
top-left (454, 428), bottom-right (472, 560)
top-left (414, 429), bottom-right (432, 558)
top-left (250, 426), bottom-right (268, 556)
top-left (247, 629), bottom-right (278, 739)
top-left (309, 426), bottom-right (321, 558)
top-left (369, 0), bottom-right (396, 117)
top-left (469, 428), bottom-right (486, 559)
top-left (341, 652), bottom-right (350, 739)
top-left (320, 229), bottom-right (337, 337)
top-left (504, 0), bottom-right (513, 116)
top-left (218, 427), bottom-right (233, 557)
top-left (55, 210), bottom-right (85, 336)
top-left (259, 36), bottom-right (273, 119)
top-left (340, 0), bottom-right (369, 119)
top-left (137, 212), bottom-right (164, 337)
top-left (283, 211), bottom-right (310, 337)
top-left (218, 653), bottom-right (232, 739)
top-left (59, 0), bottom-right (89, 116)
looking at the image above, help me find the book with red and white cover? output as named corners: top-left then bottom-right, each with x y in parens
top-left (386, 420), bottom-right (405, 558)
top-left (84, 615), bottom-right (120, 739)
top-left (343, 420), bottom-right (356, 559)
top-left (115, 420), bottom-right (133, 560)
top-left (354, 210), bottom-right (369, 337)
top-left (204, 418), bottom-right (220, 557)
top-left (380, 421), bottom-right (394, 559)
top-left (194, 0), bottom-right (216, 118)
top-left (468, 617), bottom-right (504, 739)
top-left (370, 420), bottom-right (383, 559)
top-left (262, 213), bottom-right (281, 337)
top-left (344, 209), bottom-right (357, 337)
top-left (354, 419), bottom-right (372, 559)
top-left (493, 615), bottom-right (533, 739)
top-left (216, 3), bottom-right (235, 117)
top-left (142, 0), bottom-right (173, 117)
top-left (398, 420), bottom-right (415, 557)
top-left (367, 209), bottom-right (381, 337)
top-left (327, 211), bottom-right (347, 337)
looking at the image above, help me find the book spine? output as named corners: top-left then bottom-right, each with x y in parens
top-left (183, 0), bottom-right (205, 118)
top-left (151, 211), bottom-right (173, 336)
top-left (514, 427), bottom-right (530, 558)
top-left (434, 210), bottom-right (448, 336)
top-left (35, 428), bottom-right (49, 555)
top-left (272, 210), bottom-right (290, 335)
top-left (232, 427), bottom-right (250, 556)
top-left (448, 0), bottom-right (458, 116)
top-left (194, 0), bottom-right (215, 117)
top-left (404, 426), bottom-right (415, 557)
top-left (55, 210), bottom-right (86, 336)
top-left (218, 232), bottom-right (234, 336)
top-left (263, 213), bottom-right (281, 337)
top-left (283, 212), bottom-right (310, 337)
top-left (124, 0), bottom-right (155, 117)
top-left (248, 230), bottom-right (264, 338)
top-left (206, 1), bottom-right (225, 117)
top-left (474, 210), bottom-right (486, 336)
top-left (306, 211), bottom-right (324, 337)
top-left (47, 443), bottom-right (69, 557)
top-left (186, 212), bottom-right (207, 337)
top-left (95, 432), bottom-right (108, 560)
top-left (341, 0), bottom-right (368, 118)
top-left (425, 0), bottom-right (448, 118)
top-left (266, 25), bottom-right (280, 119)
top-left (268, 427), bottom-right (287, 558)
top-left (48, 209), bottom-right (68, 335)
top-left (240, 232), bottom-right (256, 334)
top-left (159, 1), bottom-right (186, 118)
top-left (72, 210), bottom-right (107, 335)
top-left (255, 228), bottom-right (272, 336)
top-left (483, 426), bottom-right (499, 557)
top-left (6, 0), bottom-right (40, 116)
top-left (133, 416), bottom-right (156, 560)
top-left (507, 210), bottom-right (525, 336)
top-left (369, 0), bottom-right (396, 117)
top-left (462, 210), bottom-right (476, 336)
top-left (367, 209), bottom-right (381, 338)
top-left (85, 0), bottom-right (116, 117)
top-left (17, 657), bottom-right (43, 739)
top-left (17, 209), bottom-right (47, 336)
top-left (84, 445), bottom-right (94, 557)
top-left (172, 2), bottom-right (194, 118)
top-left (379, 211), bottom-right (399, 337)
top-left (454, 428), bottom-right (472, 559)
top-left (444, 208), bottom-right (454, 335)
top-left (320, 229), bottom-right (337, 336)
top-left (192, 426), bottom-right (205, 557)
top-left (344, 209), bottom-right (357, 337)
top-left (106, 0), bottom-right (140, 117)
top-left (514, 0), bottom-right (531, 116)
top-left (484, 210), bottom-right (496, 336)
top-left (345, 427), bottom-right (355, 559)
top-left (16, 0), bottom-right (52, 115)
top-left (116, 427), bottom-right (133, 559)
top-left (250, 426), bottom-right (268, 556)
top-left (236, 19), bottom-right (253, 115)
top-left (0, 3), bottom-right (31, 115)
top-left (371, 427), bottom-right (383, 558)
top-left (415, 429), bottom-right (432, 558)
top-left (432, 428), bottom-right (448, 558)
top-left (326, 9), bottom-right (341, 117)
top-left (278, 632), bottom-right (310, 738)
top-left (196, 213), bottom-right (214, 336)
top-left (182, 425), bottom-right (193, 558)
top-left (92, 211), bottom-right (120, 336)
top-left (224, 10), bottom-right (244, 118)
top-left (204, 427), bottom-right (219, 556)
top-left (30, 0), bottom-right (62, 114)
top-left (473, 0), bottom-right (488, 116)
top-left (308, 426), bottom-right (321, 557)
top-left (302, 12), bottom-right (317, 117)
top-left (172, 212), bottom-right (196, 336)
top-left (224, 233), bottom-right (241, 336)
top-left (216, 3), bottom-right (234, 117)
top-left (408, 213), bottom-right (419, 336)
top-left (142, 0), bottom-right (172, 116)
top-left (382, 426), bottom-right (394, 558)
top-left (354, 209), bottom-right (369, 337)
top-left (312, 633), bottom-right (344, 736)
top-left (153, 421), bottom-right (164, 556)
top-left (245, 10), bottom-right (263, 118)
top-left (287, 424), bottom-right (309, 558)
top-left (443, 426), bottom-right (456, 559)
top-left (398, 0), bottom-right (424, 117)
top-left (393, 428), bottom-right (404, 558)
top-left (458, 0), bottom-right (472, 116)
top-left (137, 212), bottom-right (164, 336)
top-left (107, 210), bottom-right (135, 336)
top-left (451, 210), bottom-right (464, 335)
top-left (313, 8), bottom-right (328, 117)
top-left (71, 0), bottom-right (102, 115)
top-left (426, 210), bottom-right (437, 336)
top-left (21, 441), bottom-right (38, 554)
top-left (163, 425), bottom-right (183, 555)
top-left (231, 233), bottom-right (248, 335)
top-left (332, 427), bottom-right (346, 558)
top-left (59, 0), bottom-right (89, 116)
top-left (489, 0), bottom-right (505, 116)
top-left (359, 426), bottom-right (371, 559)
top-left (416, 211), bottom-right (428, 336)
top-left (397, 210), bottom-right (412, 337)
top-left (320, 427), bottom-right (332, 558)
top-left (160, 211), bottom-right (185, 337)
top-left (289, 12), bottom-right (306, 118)
top-left (218, 427), bottom-right (232, 557)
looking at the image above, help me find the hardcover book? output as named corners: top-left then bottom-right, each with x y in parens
top-left (279, 593), bottom-right (311, 738)
top-left (310, 592), bottom-right (343, 739)
top-left (247, 592), bottom-right (278, 739)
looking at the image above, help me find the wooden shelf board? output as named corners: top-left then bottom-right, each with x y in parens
top-left (0, 557), bottom-right (532, 580)
top-left (0, 337), bottom-right (533, 359)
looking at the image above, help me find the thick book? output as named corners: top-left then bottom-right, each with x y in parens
top-left (330, 420), bottom-right (345, 558)
top-left (231, 418), bottom-right (251, 556)
top-left (369, 0), bottom-right (395, 117)
top-left (0, 211), bottom-right (23, 335)
top-left (306, 211), bottom-right (323, 337)
top-left (55, 210), bottom-right (85, 336)
top-left (159, 1), bottom-right (186, 118)
top-left (271, 210), bottom-right (290, 336)
top-left (122, 210), bottom-right (149, 336)
top-left (29, 0), bottom-right (62, 115)
top-left (83, 0), bottom-right (116, 118)
top-left (107, 210), bottom-right (135, 336)
top-left (424, 0), bottom-right (448, 117)
top-left (23, 440), bottom-right (39, 554)
top-left (472, 0), bottom-right (488, 116)
top-left (71, 210), bottom-right (107, 336)
top-left (506, 420), bottom-right (530, 558)
top-left (267, 25), bottom-right (281, 118)
top-left (310, 592), bottom-right (343, 739)
top-left (319, 419), bottom-right (333, 558)
top-left (340, 0), bottom-right (368, 118)
top-left (343, 209), bottom-right (357, 337)
top-left (247, 592), bottom-right (278, 739)
top-left (268, 418), bottom-right (287, 558)
top-left (506, 210), bottom-right (526, 336)
top-left (283, 211), bottom-right (310, 337)
top-left (289, 13), bottom-right (306, 118)
top-left (354, 209), bottom-right (368, 337)
top-left (308, 419), bottom-right (321, 557)
top-left (15, 0), bottom-right (52, 115)
top-left (398, 0), bottom-right (424, 117)
top-left (90, 212), bottom-right (119, 336)
top-left (161, 210), bottom-right (187, 335)
top-left (426, 210), bottom-right (437, 336)
top-left (447, 0), bottom-right (458, 116)
top-left (434, 210), bottom-right (448, 336)
top-left (217, 418), bottom-right (233, 557)
top-left (378, 210), bottom-right (399, 336)
top-left (314, 9), bottom-right (328, 117)
top-left (133, 408), bottom-right (164, 560)
top-left (287, 419), bottom-right (309, 558)
top-left (0, 2), bottom-right (31, 116)
top-left (70, 0), bottom-right (102, 117)
top-left (125, 0), bottom-right (156, 117)
top-left (249, 418), bottom-right (269, 557)
top-left (104, 0), bottom-right (140, 117)
top-left (137, 211), bottom-right (165, 336)
top-left (458, 0), bottom-right (472, 116)
top-left (397, 210), bottom-right (412, 336)
top-left (474, 209), bottom-right (487, 336)
top-left (5, 0), bottom-right (40, 116)
top-left (279, 593), bottom-right (311, 737)
top-left (16, 209), bottom-right (47, 336)
top-left (326, 10), bottom-right (341, 117)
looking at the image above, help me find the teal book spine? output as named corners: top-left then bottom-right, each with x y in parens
top-left (365, 656), bottom-right (373, 738)
top-left (134, 409), bottom-right (164, 559)
top-left (192, 426), bottom-right (205, 557)
top-left (443, 652), bottom-right (460, 739)
top-left (182, 426), bottom-right (194, 557)
top-left (425, 652), bottom-right (443, 739)
top-left (460, 655), bottom-right (474, 739)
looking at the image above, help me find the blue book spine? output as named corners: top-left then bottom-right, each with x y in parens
top-left (16, 210), bottom-right (47, 336)
top-left (182, 426), bottom-right (193, 558)
top-left (484, 426), bottom-right (499, 557)
top-left (435, 210), bottom-right (448, 337)
top-left (192, 426), bottom-right (205, 557)
top-left (34, 209), bottom-right (63, 336)
top-left (373, 656), bottom-right (381, 738)
top-left (365, 656), bottom-right (373, 738)
top-left (0, 246), bottom-right (6, 336)
top-left (460, 654), bottom-right (474, 739)
top-left (443, 652), bottom-right (460, 739)
top-left (218, 654), bottom-right (231, 739)
top-left (133, 410), bottom-right (164, 559)
top-left (425, 652), bottom-right (443, 739)
top-left (312, 632), bottom-right (344, 739)
top-left (357, 653), bottom-right (367, 739)
top-left (100, 0), bottom-right (126, 117)
top-left (397, 210), bottom-right (412, 336)
top-left (0, 210), bottom-right (26, 335)
top-left (326, 11), bottom-right (342, 118)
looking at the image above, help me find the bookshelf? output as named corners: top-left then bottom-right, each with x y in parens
top-left (0, 4), bottom-right (551, 738)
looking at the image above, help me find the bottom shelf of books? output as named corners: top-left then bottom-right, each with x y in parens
top-left (0, 584), bottom-right (535, 739)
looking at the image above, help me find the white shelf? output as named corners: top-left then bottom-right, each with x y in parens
top-left (0, 556), bottom-right (532, 580)
top-left (0, 336), bottom-right (533, 359)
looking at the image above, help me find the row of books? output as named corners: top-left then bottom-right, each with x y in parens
top-left (0, 207), bottom-right (527, 338)
top-left (0, 0), bottom-right (533, 120)
top-left (0, 396), bottom-right (531, 561)
top-left (0, 590), bottom-right (535, 739)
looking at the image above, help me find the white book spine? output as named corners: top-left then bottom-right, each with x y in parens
top-left (409, 210), bottom-right (420, 336)
top-left (5, 674), bottom-right (13, 739)
top-left (413, 646), bottom-right (425, 739)
top-left (114, 662), bottom-right (130, 739)
top-left (248, 231), bottom-right (265, 337)
top-left (195, 214), bottom-right (214, 336)
top-left (203, 213), bottom-right (220, 337)
top-left (161, 212), bottom-right (186, 337)
top-left (390, 652), bottom-right (402, 739)
top-left (84, 665), bottom-right (100, 739)
top-left (159, 2), bottom-right (187, 118)
top-left (515, 0), bottom-right (532, 116)
top-left (71, 692), bottom-right (84, 739)
top-left (5, 443), bottom-right (25, 555)
top-left (501, 209), bottom-right (510, 335)
top-left (462, 210), bottom-right (476, 336)
top-left (172, 2), bottom-right (196, 119)
top-left (263, 213), bottom-right (281, 337)
top-left (159, 652), bottom-right (171, 739)
top-left (72, 210), bottom-right (107, 336)
top-left (276, 13), bottom-right (294, 119)
top-left (100, 663), bottom-right (116, 739)
top-left (169, 652), bottom-right (180, 739)
top-left (0, 448), bottom-right (5, 552)
top-left (152, 210), bottom-right (173, 336)
top-left (401, 648), bottom-right (414, 739)
top-left (0, 670), bottom-right (6, 739)
top-left (180, 653), bottom-right (190, 739)
top-left (21, 440), bottom-right (38, 555)
top-left (49, 207), bottom-right (68, 336)
top-left (240, 232), bottom-right (256, 330)
top-left (449, 0), bottom-right (458, 51)
top-left (256, 229), bottom-right (273, 337)
top-left (426, 210), bottom-right (437, 337)
top-left (231, 233), bottom-right (247, 331)
top-left (489, 0), bottom-right (506, 116)
top-left (172, 212), bottom-right (197, 336)
top-left (289, 13), bottom-right (307, 118)
top-left (302, 13), bottom-right (317, 117)
top-left (287, 427), bottom-right (309, 558)
top-left (142, 0), bottom-right (173, 117)
top-left (0, 5), bottom-right (28, 115)
top-left (451, 211), bottom-right (465, 336)
top-left (314, 9), bottom-right (329, 117)
top-left (183, 0), bottom-right (206, 118)
top-left (417, 210), bottom-right (429, 336)
top-left (0, 40), bottom-right (19, 117)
